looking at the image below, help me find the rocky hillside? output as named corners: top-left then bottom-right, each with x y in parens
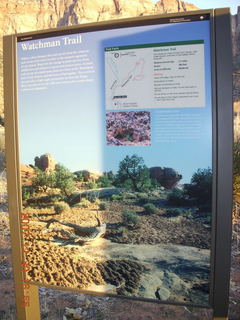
top-left (0, 0), bottom-right (199, 119)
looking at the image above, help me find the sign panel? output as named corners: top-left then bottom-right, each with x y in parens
top-left (16, 14), bottom-right (213, 306)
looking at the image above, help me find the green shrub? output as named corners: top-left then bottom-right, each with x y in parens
top-left (122, 210), bottom-right (141, 228)
top-left (99, 202), bottom-right (109, 210)
top-left (165, 208), bottom-right (183, 217)
top-left (137, 192), bottom-right (149, 204)
top-left (54, 201), bottom-right (69, 214)
top-left (97, 175), bottom-right (113, 187)
top-left (77, 198), bottom-right (91, 208)
top-left (184, 168), bottom-right (212, 208)
top-left (111, 194), bottom-right (123, 201)
top-left (168, 188), bottom-right (188, 206)
top-left (86, 181), bottom-right (98, 189)
top-left (118, 226), bottom-right (128, 234)
top-left (143, 203), bottom-right (158, 214)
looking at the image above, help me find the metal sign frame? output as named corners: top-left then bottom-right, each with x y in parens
top-left (3, 8), bottom-right (232, 320)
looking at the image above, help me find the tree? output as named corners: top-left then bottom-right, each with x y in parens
top-left (32, 164), bottom-right (75, 197)
top-left (184, 168), bottom-right (212, 208)
top-left (54, 164), bottom-right (75, 197)
top-left (32, 168), bottom-right (54, 192)
top-left (115, 154), bottom-right (151, 191)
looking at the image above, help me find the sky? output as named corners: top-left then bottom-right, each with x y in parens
top-left (153, 0), bottom-right (239, 15)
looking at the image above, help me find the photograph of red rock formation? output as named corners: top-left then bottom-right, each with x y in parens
top-left (106, 111), bottom-right (151, 146)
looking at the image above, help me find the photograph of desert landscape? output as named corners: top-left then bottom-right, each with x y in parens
top-left (0, 1), bottom-right (239, 320)
top-left (21, 152), bottom-right (212, 305)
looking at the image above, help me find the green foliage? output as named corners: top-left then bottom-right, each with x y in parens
top-left (86, 181), bottom-right (98, 189)
top-left (22, 187), bottom-right (32, 201)
top-left (118, 226), bottom-right (128, 234)
top-left (77, 198), bottom-right (91, 208)
top-left (111, 194), bottom-right (123, 201)
top-left (115, 154), bottom-right (152, 192)
top-left (168, 188), bottom-right (188, 206)
top-left (143, 203), bottom-right (158, 214)
top-left (32, 164), bottom-right (75, 197)
top-left (54, 201), bottom-right (70, 214)
top-left (184, 168), bottom-right (212, 208)
top-left (122, 210), bottom-right (141, 228)
top-left (165, 208), bottom-right (182, 216)
top-left (54, 164), bottom-right (75, 197)
top-left (97, 175), bottom-right (113, 188)
top-left (74, 172), bottom-right (84, 182)
top-left (99, 202), bottom-right (109, 210)
top-left (32, 168), bottom-right (55, 192)
top-left (138, 195), bottom-right (149, 204)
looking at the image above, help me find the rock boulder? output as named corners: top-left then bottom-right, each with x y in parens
top-left (149, 167), bottom-right (182, 189)
top-left (34, 153), bottom-right (56, 172)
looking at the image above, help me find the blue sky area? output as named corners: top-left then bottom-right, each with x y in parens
top-left (18, 18), bottom-right (212, 183)
top-left (153, 0), bottom-right (238, 14)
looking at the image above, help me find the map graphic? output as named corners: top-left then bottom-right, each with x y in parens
top-left (105, 48), bottom-right (151, 109)
top-left (105, 41), bottom-right (205, 110)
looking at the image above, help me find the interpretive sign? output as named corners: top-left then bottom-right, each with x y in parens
top-left (3, 9), bottom-right (232, 320)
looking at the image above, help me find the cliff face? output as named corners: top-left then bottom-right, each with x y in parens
top-left (0, 0), bottom-right (198, 36)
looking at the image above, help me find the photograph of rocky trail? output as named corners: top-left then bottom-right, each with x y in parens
top-left (21, 152), bottom-right (211, 305)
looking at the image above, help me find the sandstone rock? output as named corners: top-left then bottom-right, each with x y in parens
top-left (74, 170), bottom-right (101, 182)
top-left (34, 153), bottom-right (56, 172)
top-left (20, 164), bottom-right (35, 185)
top-left (149, 167), bottom-right (182, 189)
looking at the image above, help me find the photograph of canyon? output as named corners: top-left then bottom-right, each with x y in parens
top-left (0, 1), bottom-right (239, 320)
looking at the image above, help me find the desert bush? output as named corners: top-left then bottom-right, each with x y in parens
top-left (54, 164), bottom-right (75, 196)
top-left (184, 168), bottom-right (212, 208)
top-left (123, 192), bottom-right (137, 199)
top-left (138, 195), bottom-right (149, 204)
top-left (97, 175), bottom-right (113, 187)
top-left (168, 188), bottom-right (188, 206)
top-left (111, 194), bottom-right (123, 201)
top-left (54, 201), bottom-right (70, 214)
top-left (22, 189), bottom-right (31, 201)
top-left (143, 203), bottom-right (158, 214)
top-left (122, 210), bottom-right (141, 228)
top-left (99, 202), bottom-right (109, 210)
top-left (118, 226), bottom-right (128, 234)
top-left (165, 208), bottom-right (183, 217)
top-left (77, 198), bottom-right (91, 208)
top-left (32, 164), bottom-right (75, 196)
top-left (86, 181), bottom-right (98, 189)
